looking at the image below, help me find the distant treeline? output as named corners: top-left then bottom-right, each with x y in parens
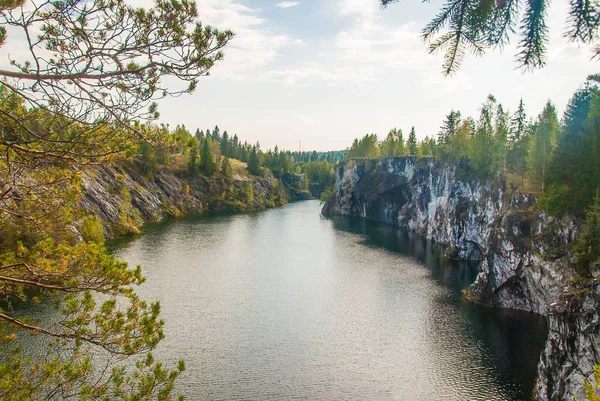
top-left (135, 124), bottom-right (343, 196)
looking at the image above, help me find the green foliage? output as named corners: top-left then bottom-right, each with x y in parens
top-left (510, 99), bottom-right (528, 142)
top-left (380, 128), bottom-right (407, 157)
top-left (506, 132), bottom-right (531, 187)
top-left (380, 0), bottom-right (599, 74)
top-left (320, 187), bottom-right (335, 205)
top-left (247, 146), bottom-right (263, 175)
top-left (187, 146), bottom-right (199, 177)
top-left (0, 239), bottom-right (185, 400)
top-left (467, 96), bottom-right (503, 178)
top-left (527, 100), bottom-right (558, 190)
top-left (574, 192), bottom-right (600, 277)
top-left (439, 110), bottom-right (461, 145)
top-left (347, 134), bottom-right (381, 158)
top-left (544, 83), bottom-right (599, 216)
top-left (221, 156), bottom-right (232, 177)
top-left (408, 127), bottom-right (418, 156)
top-left (200, 138), bottom-right (217, 176)
top-left (244, 183), bottom-right (254, 203)
top-left (81, 215), bottom-right (105, 244)
top-left (0, 0), bottom-right (235, 396)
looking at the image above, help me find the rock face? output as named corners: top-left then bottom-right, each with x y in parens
top-left (79, 162), bottom-right (288, 239)
top-left (327, 157), bottom-right (598, 400)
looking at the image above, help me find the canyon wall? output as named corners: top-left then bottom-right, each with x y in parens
top-left (78, 162), bottom-right (288, 239)
top-left (325, 157), bottom-right (599, 401)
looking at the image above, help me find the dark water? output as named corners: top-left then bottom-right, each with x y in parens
top-left (110, 200), bottom-right (547, 401)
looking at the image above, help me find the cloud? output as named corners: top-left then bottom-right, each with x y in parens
top-left (260, 2), bottom-right (443, 87)
top-left (275, 2), bottom-right (301, 8)
top-left (190, 0), bottom-right (300, 79)
top-left (335, 0), bottom-right (377, 18)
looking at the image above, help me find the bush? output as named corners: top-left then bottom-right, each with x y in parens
top-left (539, 183), bottom-right (572, 216)
top-left (81, 215), bottom-right (105, 244)
top-left (574, 192), bottom-right (600, 277)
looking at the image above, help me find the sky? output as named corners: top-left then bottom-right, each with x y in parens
top-left (4, 0), bottom-right (600, 151)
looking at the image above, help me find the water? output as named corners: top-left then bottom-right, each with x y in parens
top-left (110, 200), bottom-right (547, 401)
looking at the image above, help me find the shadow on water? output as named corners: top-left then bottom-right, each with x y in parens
top-left (330, 215), bottom-right (548, 400)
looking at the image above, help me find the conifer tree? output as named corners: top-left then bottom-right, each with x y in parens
top-left (380, 0), bottom-right (600, 73)
top-left (212, 125), bottom-right (220, 141)
top-left (221, 156), bottom-right (232, 177)
top-left (510, 99), bottom-right (527, 142)
top-left (408, 127), bottom-right (418, 156)
top-left (527, 101), bottom-right (558, 191)
top-left (468, 96), bottom-right (498, 177)
top-left (439, 110), bottom-right (461, 145)
top-left (495, 104), bottom-right (510, 172)
top-left (574, 192), bottom-right (600, 276)
top-left (187, 146), bottom-right (199, 177)
top-left (247, 146), bottom-right (262, 175)
top-left (201, 138), bottom-right (216, 176)
top-left (221, 130), bottom-right (229, 156)
top-left (0, 0), bottom-right (234, 397)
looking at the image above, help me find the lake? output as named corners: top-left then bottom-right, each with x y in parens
top-left (110, 200), bottom-right (547, 401)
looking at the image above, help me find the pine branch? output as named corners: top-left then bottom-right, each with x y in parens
top-left (517, 0), bottom-right (549, 69)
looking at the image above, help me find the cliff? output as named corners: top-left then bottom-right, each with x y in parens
top-left (326, 157), bottom-right (599, 401)
top-left (79, 162), bottom-right (288, 239)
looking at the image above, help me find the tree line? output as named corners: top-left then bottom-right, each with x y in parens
top-left (134, 123), bottom-right (341, 196)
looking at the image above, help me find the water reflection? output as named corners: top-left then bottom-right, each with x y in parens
top-left (106, 200), bottom-right (546, 401)
top-left (331, 215), bottom-right (547, 400)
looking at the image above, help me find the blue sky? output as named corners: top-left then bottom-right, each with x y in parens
top-left (5, 0), bottom-right (600, 151)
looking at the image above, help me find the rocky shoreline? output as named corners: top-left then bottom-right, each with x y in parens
top-left (323, 157), bottom-right (599, 401)
top-left (78, 162), bottom-right (290, 240)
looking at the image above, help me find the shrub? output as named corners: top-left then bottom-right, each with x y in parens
top-left (81, 215), bottom-right (105, 244)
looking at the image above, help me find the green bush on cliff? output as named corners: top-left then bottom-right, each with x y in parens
top-left (81, 215), bottom-right (105, 244)
top-left (574, 192), bottom-right (600, 277)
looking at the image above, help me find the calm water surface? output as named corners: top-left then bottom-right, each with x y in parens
top-left (110, 200), bottom-right (547, 401)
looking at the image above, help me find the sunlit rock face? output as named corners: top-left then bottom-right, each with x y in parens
top-left (79, 162), bottom-right (288, 239)
top-left (328, 157), bottom-right (598, 401)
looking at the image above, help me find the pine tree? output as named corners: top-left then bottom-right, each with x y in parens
top-left (221, 156), bottom-right (232, 177)
top-left (468, 95), bottom-right (498, 178)
top-left (495, 103), bottom-right (509, 172)
top-left (232, 134), bottom-right (240, 158)
top-left (543, 82), bottom-right (598, 215)
top-left (187, 146), bottom-right (199, 177)
top-left (510, 99), bottom-right (527, 142)
top-left (394, 129), bottom-right (406, 156)
top-left (527, 100), bottom-right (558, 191)
top-left (439, 110), bottom-right (461, 145)
top-left (221, 130), bottom-right (229, 157)
top-left (212, 125), bottom-right (220, 141)
top-left (574, 191), bottom-right (600, 276)
top-left (408, 127), bottom-right (418, 156)
top-left (200, 138), bottom-right (216, 176)
top-left (195, 128), bottom-right (204, 139)
top-left (247, 146), bottom-right (262, 175)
